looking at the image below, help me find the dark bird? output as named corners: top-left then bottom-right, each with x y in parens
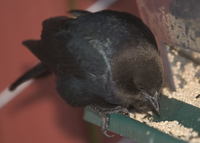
top-left (9, 10), bottom-right (164, 137)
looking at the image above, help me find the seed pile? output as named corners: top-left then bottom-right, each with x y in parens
top-left (163, 46), bottom-right (200, 109)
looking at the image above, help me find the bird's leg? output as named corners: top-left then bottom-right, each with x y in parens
top-left (89, 104), bottom-right (130, 137)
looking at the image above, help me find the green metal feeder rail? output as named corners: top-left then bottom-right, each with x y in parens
top-left (84, 95), bottom-right (200, 143)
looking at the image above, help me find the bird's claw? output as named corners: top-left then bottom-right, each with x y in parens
top-left (89, 105), bottom-right (129, 137)
top-left (142, 112), bottom-right (153, 120)
top-left (101, 115), bottom-right (114, 137)
top-left (102, 125), bottom-right (115, 137)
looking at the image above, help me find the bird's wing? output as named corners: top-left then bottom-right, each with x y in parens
top-left (23, 15), bottom-right (107, 78)
top-left (23, 16), bottom-right (86, 78)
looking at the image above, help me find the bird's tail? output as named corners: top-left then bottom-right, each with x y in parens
top-left (9, 62), bottom-right (51, 91)
top-left (9, 39), bottom-right (53, 91)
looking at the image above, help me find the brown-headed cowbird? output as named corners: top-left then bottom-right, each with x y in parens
top-left (9, 10), bottom-right (164, 137)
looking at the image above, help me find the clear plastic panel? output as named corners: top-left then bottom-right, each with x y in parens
top-left (136, 0), bottom-right (200, 52)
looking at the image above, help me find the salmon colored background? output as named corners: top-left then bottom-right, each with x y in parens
top-left (0, 0), bottom-right (140, 143)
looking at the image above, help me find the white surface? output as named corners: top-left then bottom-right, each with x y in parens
top-left (0, 79), bottom-right (34, 109)
top-left (87, 0), bottom-right (118, 12)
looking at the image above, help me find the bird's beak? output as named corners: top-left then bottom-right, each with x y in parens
top-left (143, 91), bottom-right (160, 115)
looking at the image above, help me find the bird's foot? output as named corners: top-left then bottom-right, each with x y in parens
top-left (142, 112), bottom-right (152, 120)
top-left (89, 104), bottom-right (129, 137)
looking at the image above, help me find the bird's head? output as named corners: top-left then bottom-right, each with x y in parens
top-left (111, 44), bottom-right (164, 115)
